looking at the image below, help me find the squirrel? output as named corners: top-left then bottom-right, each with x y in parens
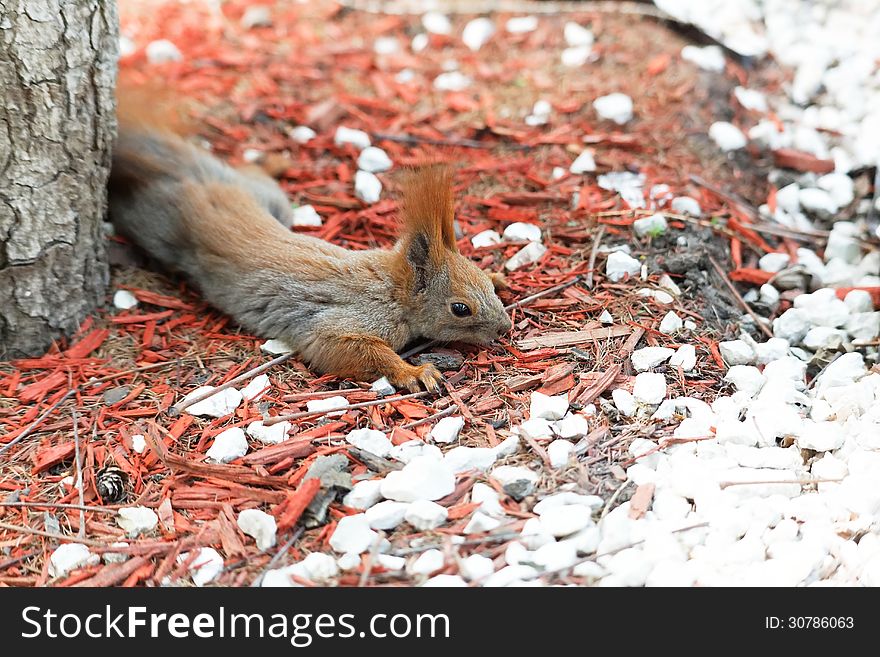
top-left (107, 104), bottom-right (512, 392)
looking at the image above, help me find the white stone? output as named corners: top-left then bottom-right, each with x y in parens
top-left (505, 16), bottom-right (538, 33)
top-left (465, 511), bottom-right (502, 534)
top-left (759, 284), bottom-right (780, 307)
top-left (237, 509), bottom-right (277, 550)
top-left (423, 574), bottom-right (468, 587)
top-left (430, 416), bottom-right (465, 444)
top-left (734, 86), bottom-right (768, 112)
top-left (146, 39), bottom-right (182, 64)
top-left (533, 492), bottom-right (603, 514)
top-left (444, 446), bottom-right (497, 473)
top-left (538, 505), bottom-right (593, 537)
top-left (357, 147), bottom-right (392, 173)
top-left (606, 251), bottom-right (641, 282)
top-left (709, 122), bottom-right (747, 151)
top-left (206, 427), bottom-right (248, 463)
top-left (433, 71), bottom-right (472, 91)
top-left (659, 311), bottom-right (682, 334)
top-left (724, 365), bottom-right (766, 397)
top-left (569, 150), bottom-right (597, 174)
top-left (354, 170), bottom-right (382, 204)
top-left (593, 93), bottom-right (633, 125)
top-left (505, 242), bottom-right (547, 271)
top-left (632, 346), bottom-right (674, 371)
top-left (493, 435), bottom-right (521, 458)
top-left (373, 36), bottom-right (400, 55)
top-left (411, 549), bottom-right (445, 575)
top-left (241, 5), bottom-right (272, 29)
top-left (422, 12), bottom-right (451, 35)
top-left (548, 440), bottom-right (575, 469)
top-left (633, 372), bottom-right (667, 405)
top-left (405, 500), bottom-right (448, 530)
top-left (239, 374), bottom-right (270, 402)
top-left (561, 45), bottom-right (592, 67)
top-left (529, 391), bottom-right (568, 421)
top-left (669, 344), bottom-right (697, 371)
top-left (471, 229), bottom-right (502, 248)
top-left (484, 565), bottom-right (539, 587)
top-left (633, 213), bottom-right (667, 237)
top-left (289, 126), bottom-right (316, 144)
top-left (49, 543), bottom-right (95, 578)
top-left (817, 173), bottom-right (855, 209)
top-left (719, 339), bottom-right (755, 365)
top-left (845, 312), bottom-right (879, 340)
top-left (261, 338), bottom-right (293, 354)
top-left (246, 419), bottom-right (290, 445)
top-left (290, 204), bottom-right (322, 227)
top-left (388, 440), bottom-right (443, 464)
top-left (803, 326), bottom-right (847, 351)
top-left (183, 386), bottom-right (242, 418)
top-left (460, 554), bottom-right (495, 581)
top-left (844, 289), bottom-right (874, 313)
top-left (612, 388), bottom-right (636, 416)
top-left (796, 420), bottom-right (845, 452)
top-left (773, 308), bottom-right (812, 343)
top-left (178, 547), bottom-right (224, 587)
top-left (815, 352), bottom-right (865, 391)
top-left (334, 126), bottom-right (370, 150)
top-left (346, 428), bottom-right (393, 457)
top-left (552, 413), bottom-right (589, 439)
top-left (306, 395), bottom-right (348, 417)
top-left (503, 222), bottom-right (542, 242)
top-left (377, 554), bottom-right (405, 571)
top-left (462, 17), bottom-right (495, 51)
top-left (365, 501), bottom-right (409, 530)
top-left (329, 514), bottom-right (378, 554)
top-left (799, 188), bottom-right (837, 216)
top-left (533, 540), bottom-right (579, 571)
top-left (564, 21), bottom-right (594, 47)
top-left (117, 506), bottom-right (158, 537)
top-left (670, 196), bottom-right (701, 216)
top-left (599, 309), bottom-right (614, 324)
top-left (343, 479), bottom-right (383, 510)
top-left (638, 288), bottom-right (675, 304)
top-left (411, 33), bottom-right (428, 53)
top-left (681, 44), bottom-right (725, 72)
top-left (298, 553), bottom-right (340, 582)
top-left (380, 456), bottom-right (456, 502)
top-left (131, 434), bottom-right (146, 454)
top-left (113, 290), bottom-right (138, 310)
top-left (759, 252), bottom-right (790, 273)
top-left (371, 377), bottom-right (396, 396)
top-left (811, 453), bottom-right (847, 480)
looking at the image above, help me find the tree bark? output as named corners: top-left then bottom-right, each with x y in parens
top-left (0, 0), bottom-right (117, 359)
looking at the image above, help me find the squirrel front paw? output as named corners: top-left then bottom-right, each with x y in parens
top-left (388, 363), bottom-right (443, 393)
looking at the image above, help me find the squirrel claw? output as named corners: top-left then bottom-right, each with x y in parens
top-left (390, 363), bottom-right (443, 393)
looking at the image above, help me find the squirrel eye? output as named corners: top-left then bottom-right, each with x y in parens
top-left (451, 302), bottom-right (472, 318)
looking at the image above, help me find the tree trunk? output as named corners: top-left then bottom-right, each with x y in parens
top-left (0, 0), bottom-right (117, 359)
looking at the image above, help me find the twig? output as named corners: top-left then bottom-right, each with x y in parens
top-left (401, 405), bottom-right (457, 430)
top-left (504, 275), bottom-right (583, 311)
top-left (719, 477), bottom-right (843, 489)
top-left (520, 432), bottom-right (553, 470)
top-left (0, 387), bottom-right (78, 456)
top-left (359, 531), bottom-right (385, 587)
top-left (707, 254), bottom-right (774, 339)
top-left (249, 526), bottom-right (304, 587)
top-left (372, 132), bottom-right (531, 151)
top-left (599, 479), bottom-right (631, 519)
top-left (689, 173), bottom-right (759, 220)
top-left (0, 501), bottom-right (119, 513)
top-left (264, 390), bottom-right (433, 425)
top-left (391, 529), bottom-right (522, 556)
top-left (72, 403), bottom-right (85, 540)
top-left (169, 352), bottom-right (293, 416)
top-left (585, 225), bottom-right (606, 289)
top-left (0, 520), bottom-right (111, 548)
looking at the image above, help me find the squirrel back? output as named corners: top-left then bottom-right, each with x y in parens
top-left (107, 89), bottom-right (511, 391)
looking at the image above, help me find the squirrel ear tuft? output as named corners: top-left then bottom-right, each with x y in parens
top-left (400, 164), bottom-right (458, 262)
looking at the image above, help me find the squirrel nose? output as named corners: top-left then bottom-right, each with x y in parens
top-left (497, 315), bottom-right (513, 337)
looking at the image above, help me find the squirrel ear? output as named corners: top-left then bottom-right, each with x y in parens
top-left (405, 233), bottom-right (431, 292)
top-left (400, 164), bottom-right (458, 265)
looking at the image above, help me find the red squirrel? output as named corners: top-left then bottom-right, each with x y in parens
top-left (107, 102), bottom-right (511, 392)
